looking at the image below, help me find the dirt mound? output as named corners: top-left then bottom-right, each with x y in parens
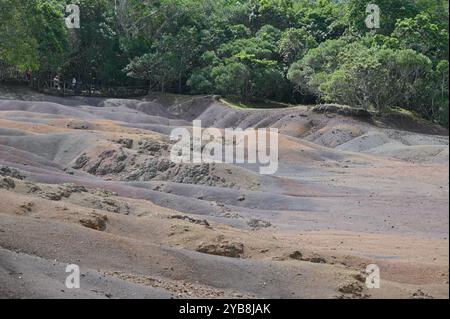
top-left (69, 137), bottom-right (260, 190)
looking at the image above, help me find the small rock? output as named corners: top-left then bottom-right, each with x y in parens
top-left (237, 195), bottom-right (246, 202)
top-left (41, 191), bottom-right (62, 201)
top-left (72, 153), bottom-right (90, 169)
top-left (288, 251), bottom-right (303, 260)
top-left (116, 138), bottom-right (133, 149)
top-left (0, 177), bottom-right (15, 190)
top-left (0, 166), bottom-right (25, 179)
top-left (79, 214), bottom-right (108, 231)
top-left (168, 215), bottom-right (210, 227)
top-left (197, 241), bottom-right (244, 258)
top-left (247, 218), bottom-right (271, 229)
top-left (338, 281), bottom-right (363, 294)
top-left (411, 289), bottom-right (433, 299)
top-left (309, 255), bottom-right (327, 264)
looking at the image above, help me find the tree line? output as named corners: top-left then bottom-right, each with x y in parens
top-left (0, 0), bottom-right (448, 126)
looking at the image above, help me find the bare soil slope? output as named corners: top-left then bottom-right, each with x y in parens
top-left (0, 86), bottom-right (448, 299)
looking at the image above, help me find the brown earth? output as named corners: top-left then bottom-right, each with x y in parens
top-left (0, 85), bottom-right (448, 299)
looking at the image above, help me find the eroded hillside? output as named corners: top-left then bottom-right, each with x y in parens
top-left (0, 87), bottom-right (448, 299)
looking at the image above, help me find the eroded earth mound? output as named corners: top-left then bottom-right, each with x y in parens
top-left (0, 86), bottom-right (448, 299)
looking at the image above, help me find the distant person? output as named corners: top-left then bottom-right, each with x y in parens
top-left (75, 78), bottom-right (82, 95)
top-left (72, 77), bottom-right (77, 90)
top-left (53, 75), bottom-right (60, 90)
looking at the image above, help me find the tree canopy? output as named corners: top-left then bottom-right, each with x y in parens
top-left (1, 0), bottom-right (448, 126)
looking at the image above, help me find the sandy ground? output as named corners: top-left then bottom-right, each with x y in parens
top-left (0, 85), bottom-right (448, 299)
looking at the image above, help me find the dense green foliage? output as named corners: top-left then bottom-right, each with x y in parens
top-left (0, 0), bottom-right (67, 71)
top-left (0, 0), bottom-right (448, 126)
